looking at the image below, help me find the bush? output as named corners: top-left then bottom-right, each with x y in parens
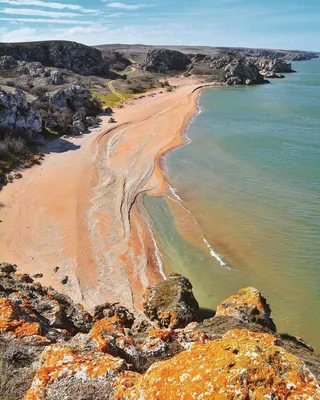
top-left (0, 136), bottom-right (29, 161)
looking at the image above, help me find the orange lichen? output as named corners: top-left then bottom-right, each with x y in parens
top-left (24, 343), bottom-right (126, 400)
top-left (89, 316), bottom-right (125, 351)
top-left (120, 329), bottom-right (320, 399)
top-left (0, 297), bottom-right (41, 337)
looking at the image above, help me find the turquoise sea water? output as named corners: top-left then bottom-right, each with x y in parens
top-left (143, 58), bottom-right (320, 349)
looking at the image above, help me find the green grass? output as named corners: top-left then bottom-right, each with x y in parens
top-left (92, 91), bottom-right (134, 107)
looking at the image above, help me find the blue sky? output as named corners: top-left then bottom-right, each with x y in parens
top-left (0, 0), bottom-right (319, 50)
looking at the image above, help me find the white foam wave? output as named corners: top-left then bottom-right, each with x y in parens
top-left (144, 215), bottom-right (166, 279)
top-left (167, 186), bottom-right (230, 269)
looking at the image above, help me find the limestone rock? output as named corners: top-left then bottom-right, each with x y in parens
top-left (0, 40), bottom-right (110, 76)
top-left (86, 116), bottom-right (101, 128)
top-left (141, 48), bottom-right (191, 73)
top-left (215, 286), bottom-right (277, 331)
top-left (0, 55), bottom-right (17, 69)
top-left (50, 69), bottom-right (64, 85)
top-left (72, 120), bottom-right (85, 135)
top-left (120, 329), bottom-right (320, 399)
top-left (224, 57), bottom-right (266, 85)
top-left (47, 84), bottom-right (92, 110)
top-left (143, 273), bottom-right (199, 329)
top-left (0, 89), bottom-right (42, 132)
top-left (256, 58), bottom-right (294, 73)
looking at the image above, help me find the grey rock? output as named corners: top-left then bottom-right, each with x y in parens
top-left (108, 117), bottom-right (116, 123)
top-left (142, 48), bottom-right (190, 73)
top-left (0, 88), bottom-right (42, 132)
top-left (72, 120), bottom-right (85, 135)
top-left (0, 40), bottom-right (110, 76)
top-left (0, 55), bottom-right (17, 69)
top-left (50, 69), bottom-right (64, 85)
top-left (245, 79), bottom-right (252, 85)
top-left (47, 85), bottom-right (92, 110)
top-left (86, 116), bottom-right (101, 128)
top-left (60, 275), bottom-right (69, 285)
top-left (104, 107), bottom-right (113, 115)
top-left (143, 273), bottom-right (199, 329)
top-left (227, 76), bottom-right (242, 85)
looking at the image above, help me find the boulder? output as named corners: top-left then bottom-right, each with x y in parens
top-left (255, 58), bottom-right (294, 73)
top-left (225, 57), bottom-right (266, 84)
top-left (119, 329), bottom-right (320, 399)
top-left (50, 69), bottom-right (64, 85)
top-left (0, 55), bottom-right (17, 69)
top-left (0, 88), bottom-right (42, 132)
top-left (215, 286), bottom-right (277, 331)
top-left (86, 116), bottom-right (101, 128)
top-left (104, 107), bottom-right (113, 115)
top-left (143, 274), bottom-right (199, 329)
top-left (141, 49), bottom-right (191, 73)
top-left (108, 117), bottom-right (116, 123)
top-left (24, 61), bottom-right (45, 77)
top-left (93, 303), bottom-right (134, 328)
top-left (261, 70), bottom-right (285, 78)
top-left (47, 84), bottom-right (92, 110)
top-left (72, 120), bottom-right (85, 135)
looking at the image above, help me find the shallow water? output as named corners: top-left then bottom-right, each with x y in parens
top-left (143, 58), bottom-right (320, 349)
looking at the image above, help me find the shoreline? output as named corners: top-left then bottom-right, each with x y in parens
top-left (0, 78), bottom-right (218, 312)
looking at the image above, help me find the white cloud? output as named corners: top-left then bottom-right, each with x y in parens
top-left (105, 2), bottom-right (151, 10)
top-left (0, 17), bottom-right (93, 24)
top-left (0, 26), bottom-right (37, 41)
top-left (1, 7), bottom-right (81, 18)
top-left (0, 0), bottom-right (96, 12)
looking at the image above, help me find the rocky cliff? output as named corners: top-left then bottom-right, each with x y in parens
top-left (0, 89), bottom-right (42, 133)
top-left (0, 41), bottom-right (110, 76)
top-left (141, 49), bottom-right (191, 72)
top-left (0, 263), bottom-right (319, 399)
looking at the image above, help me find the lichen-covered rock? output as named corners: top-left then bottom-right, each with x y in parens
top-left (0, 266), bottom-right (93, 342)
top-left (121, 329), bottom-right (320, 399)
top-left (0, 89), bottom-right (42, 132)
top-left (141, 49), bottom-right (190, 73)
top-left (23, 342), bottom-right (128, 400)
top-left (215, 287), bottom-right (277, 331)
top-left (93, 303), bottom-right (134, 328)
top-left (143, 274), bottom-right (199, 329)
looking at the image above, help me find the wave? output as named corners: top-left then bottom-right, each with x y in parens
top-left (167, 186), bottom-right (231, 270)
top-left (144, 212), bottom-right (166, 279)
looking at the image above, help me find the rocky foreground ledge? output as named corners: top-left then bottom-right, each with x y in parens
top-left (0, 264), bottom-right (319, 399)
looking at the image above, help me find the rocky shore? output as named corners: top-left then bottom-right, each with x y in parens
top-left (0, 263), bottom-right (319, 399)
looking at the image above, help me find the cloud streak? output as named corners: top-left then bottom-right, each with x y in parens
top-left (0, 0), bottom-right (96, 12)
top-left (1, 7), bottom-right (81, 18)
top-left (105, 2), bottom-right (151, 10)
top-left (0, 17), bottom-right (93, 24)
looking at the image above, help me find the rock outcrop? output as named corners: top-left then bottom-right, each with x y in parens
top-left (224, 57), bottom-right (266, 85)
top-left (0, 40), bottom-right (110, 76)
top-left (0, 89), bottom-right (42, 133)
top-left (141, 49), bottom-right (191, 73)
top-left (215, 287), bottom-right (277, 331)
top-left (120, 329), bottom-right (320, 399)
top-left (47, 84), bottom-right (92, 110)
top-left (255, 58), bottom-right (295, 76)
top-left (143, 273), bottom-right (199, 329)
top-left (0, 265), bottom-right (319, 400)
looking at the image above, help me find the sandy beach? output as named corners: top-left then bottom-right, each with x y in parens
top-left (0, 78), bottom-right (216, 312)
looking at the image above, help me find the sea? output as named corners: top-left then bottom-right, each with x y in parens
top-left (143, 58), bottom-right (320, 350)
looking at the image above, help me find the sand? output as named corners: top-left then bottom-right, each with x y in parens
top-left (0, 78), bottom-right (218, 312)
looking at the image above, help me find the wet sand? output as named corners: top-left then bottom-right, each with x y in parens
top-left (0, 78), bottom-right (217, 312)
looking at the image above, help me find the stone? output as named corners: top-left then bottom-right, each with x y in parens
top-left (108, 117), bottom-right (116, 123)
top-left (53, 266), bottom-right (59, 273)
top-left (86, 116), bottom-right (101, 128)
top-left (60, 275), bottom-right (69, 284)
top-left (104, 106), bottom-right (113, 115)
top-left (50, 69), bottom-right (64, 85)
top-left (0, 55), bottom-right (17, 69)
top-left (0, 262), bottom-right (17, 274)
top-left (47, 84), bottom-right (92, 110)
top-left (0, 89), bottom-right (42, 133)
top-left (245, 79), bottom-right (252, 85)
top-left (72, 120), bottom-right (85, 135)
top-left (215, 286), bottom-right (277, 331)
top-left (119, 329), bottom-right (320, 399)
top-left (143, 274), bottom-right (199, 329)
top-left (32, 273), bottom-right (43, 279)
top-left (93, 303), bottom-right (134, 328)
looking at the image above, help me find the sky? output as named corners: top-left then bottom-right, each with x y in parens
top-left (0, 0), bottom-right (319, 50)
